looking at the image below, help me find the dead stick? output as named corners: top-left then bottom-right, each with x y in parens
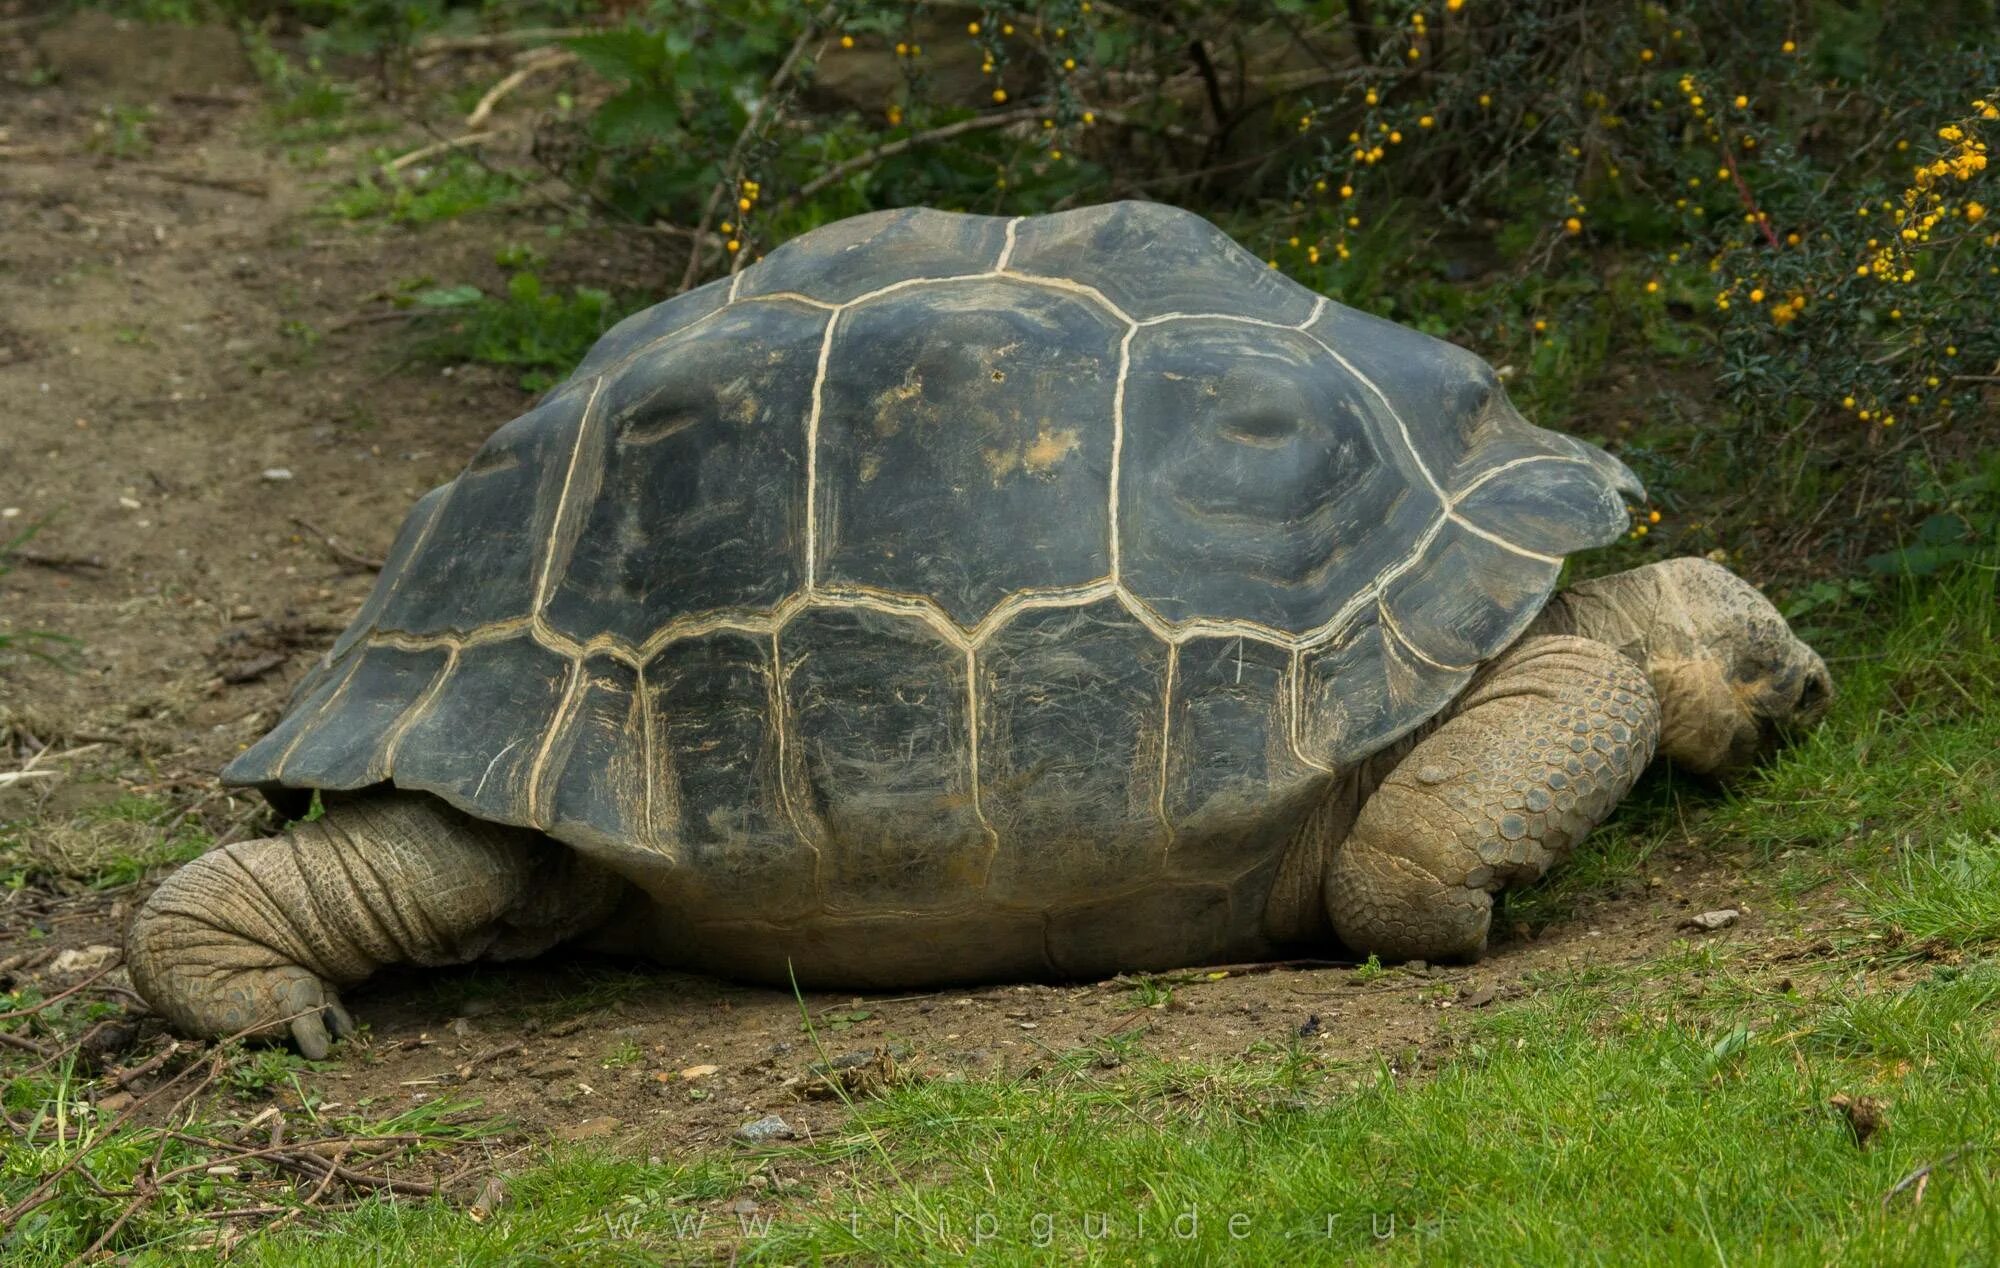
top-left (466, 51), bottom-right (577, 129)
top-left (778, 108), bottom-right (1045, 211)
top-left (417, 26), bottom-right (597, 55)
top-left (132, 168), bottom-right (268, 197)
top-left (288, 517), bottom-right (385, 572)
top-left (0, 1030), bottom-right (55, 1057)
top-left (10, 548), bottom-right (107, 571)
top-left (0, 965), bottom-right (115, 1021)
top-left (385, 130), bottom-right (510, 174)
top-left (1721, 143), bottom-right (1781, 249)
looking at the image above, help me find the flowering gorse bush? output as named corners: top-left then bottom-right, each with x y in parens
top-left (290, 0), bottom-right (1992, 573)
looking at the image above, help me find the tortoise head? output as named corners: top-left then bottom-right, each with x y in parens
top-left (1547, 557), bottom-right (1833, 776)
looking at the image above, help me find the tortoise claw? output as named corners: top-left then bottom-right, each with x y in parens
top-left (283, 980), bottom-right (355, 1060)
top-left (291, 1011), bottom-right (332, 1061)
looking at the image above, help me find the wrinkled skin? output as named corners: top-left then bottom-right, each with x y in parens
top-left (127, 557), bottom-right (1831, 1052)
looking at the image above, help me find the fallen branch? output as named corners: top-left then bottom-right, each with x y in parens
top-left (289, 517), bottom-right (385, 572)
top-left (778, 107), bottom-right (1044, 212)
top-left (385, 130), bottom-right (510, 174)
top-left (132, 168), bottom-right (268, 198)
top-left (9, 548), bottom-right (107, 572)
top-left (0, 770), bottom-right (61, 789)
top-left (417, 26), bottom-right (597, 56)
top-left (465, 50), bottom-right (577, 129)
top-left (1721, 143), bottom-right (1781, 249)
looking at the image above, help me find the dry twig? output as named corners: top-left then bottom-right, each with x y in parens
top-left (289, 517), bottom-right (385, 572)
top-left (385, 131), bottom-right (510, 174)
top-left (465, 50), bottom-right (578, 129)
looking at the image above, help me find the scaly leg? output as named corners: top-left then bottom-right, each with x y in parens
top-left (126, 792), bottom-right (627, 1056)
top-left (1325, 635), bottom-right (1660, 962)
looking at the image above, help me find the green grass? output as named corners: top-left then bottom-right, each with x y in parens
top-left (410, 271), bottom-right (638, 390)
top-left (0, 794), bottom-right (212, 893)
top-left (322, 158), bottom-right (522, 227)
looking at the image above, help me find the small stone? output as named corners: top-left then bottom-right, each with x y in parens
top-left (1683, 909), bottom-right (1741, 932)
top-left (468, 1175), bottom-right (507, 1223)
top-left (96, 1091), bottom-right (135, 1113)
top-left (1461, 986), bottom-right (1498, 1009)
top-left (554, 1115), bottom-right (621, 1141)
top-left (261, 468), bottom-right (293, 481)
top-left (733, 1114), bottom-right (796, 1145)
top-left (118, 496), bottom-right (142, 510)
top-left (680, 1063), bottom-right (720, 1080)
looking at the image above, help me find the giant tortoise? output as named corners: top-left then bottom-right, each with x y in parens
top-left (127, 202), bottom-right (1832, 1055)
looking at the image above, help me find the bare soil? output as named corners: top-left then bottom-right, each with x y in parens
top-left (0, 12), bottom-right (1817, 1159)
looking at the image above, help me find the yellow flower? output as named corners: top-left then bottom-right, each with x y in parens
top-left (726, 239), bottom-right (741, 253)
top-left (1533, 319), bottom-right (1548, 332)
top-left (1564, 217), bottom-right (1583, 235)
top-left (1365, 90), bottom-right (1379, 106)
top-left (1419, 115), bottom-right (1435, 129)
top-left (1407, 46), bottom-right (1421, 59)
top-left (839, 34), bottom-right (854, 49)
top-left (1640, 49), bottom-right (1654, 62)
top-left (1842, 396), bottom-right (1856, 409)
top-left (1968, 202), bottom-right (1988, 222)
top-left (1645, 280), bottom-right (1660, 293)
top-left (1478, 94), bottom-right (1492, 107)
top-left (1648, 510), bottom-right (1662, 524)
top-left (1390, 130), bottom-right (1404, 144)
top-left (1063, 57), bottom-right (1077, 71)
top-left (1447, 0), bottom-right (1464, 10)
top-left (967, 21), bottom-right (980, 34)
top-left (1749, 288), bottom-right (1765, 302)
top-left (1781, 39), bottom-right (1796, 53)
top-left (992, 88), bottom-right (1008, 103)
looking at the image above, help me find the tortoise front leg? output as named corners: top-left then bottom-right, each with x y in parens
top-left (126, 792), bottom-right (627, 1056)
top-left (1325, 635), bottom-right (1660, 963)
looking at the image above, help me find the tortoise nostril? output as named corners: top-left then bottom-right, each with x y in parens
top-left (1796, 670), bottom-right (1830, 714)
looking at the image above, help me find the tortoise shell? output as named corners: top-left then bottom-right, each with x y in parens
top-left (225, 202), bottom-right (1640, 974)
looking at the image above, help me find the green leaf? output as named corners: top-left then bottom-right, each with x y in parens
top-left (411, 284), bottom-right (483, 308)
top-left (591, 88), bottom-right (685, 147)
top-left (563, 29), bottom-right (670, 86)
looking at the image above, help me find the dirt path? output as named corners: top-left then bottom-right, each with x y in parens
top-left (0, 14), bottom-right (1800, 1156)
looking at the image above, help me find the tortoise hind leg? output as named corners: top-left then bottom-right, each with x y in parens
top-left (1324, 635), bottom-right (1660, 962)
top-left (126, 791), bottom-right (628, 1056)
